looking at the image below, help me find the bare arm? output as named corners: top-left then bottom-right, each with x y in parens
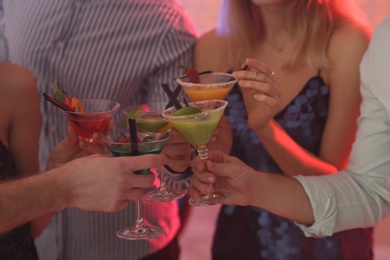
top-left (236, 25), bottom-right (369, 176)
top-left (0, 153), bottom-right (166, 234)
top-left (190, 151), bottom-right (314, 224)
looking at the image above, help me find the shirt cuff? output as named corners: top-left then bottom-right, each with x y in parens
top-left (164, 165), bottom-right (193, 191)
top-left (293, 175), bottom-right (338, 237)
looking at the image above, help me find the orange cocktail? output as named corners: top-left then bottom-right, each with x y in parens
top-left (176, 72), bottom-right (237, 101)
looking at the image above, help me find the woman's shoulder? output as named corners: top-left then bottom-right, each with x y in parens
top-left (0, 63), bottom-right (37, 95)
top-left (328, 23), bottom-right (370, 60)
top-left (0, 63), bottom-right (38, 114)
top-left (195, 29), bottom-right (230, 71)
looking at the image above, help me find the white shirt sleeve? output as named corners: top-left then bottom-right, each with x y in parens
top-left (294, 16), bottom-right (390, 237)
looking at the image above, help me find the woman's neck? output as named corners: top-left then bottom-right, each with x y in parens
top-left (258, 4), bottom-right (294, 53)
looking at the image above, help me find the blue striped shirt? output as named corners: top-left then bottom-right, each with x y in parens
top-left (0, 0), bottom-right (196, 259)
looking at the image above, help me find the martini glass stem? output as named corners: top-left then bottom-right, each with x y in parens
top-left (158, 166), bottom-right (168, 192)
top-left (197, 145), bottom-right (208, 160)
top-left (197, 145), bottom-right (214, 197)
top-left (136, 198), bottom-right (143, 221)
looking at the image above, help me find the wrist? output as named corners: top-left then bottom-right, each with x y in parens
top-left (164, 165), bottom-right (193, 175)
top-left (252, 120), bottom-right (275, 139)
top-left (164, 148), bottom-right (197, 174)
top-left (46, 155), bottom-right (63, 171)
top-left (246, 171), bottom-right (269, 208)
top-left (45, 166), bottom-right (74, 211)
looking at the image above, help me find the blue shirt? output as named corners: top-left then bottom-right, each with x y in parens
top-left (0, 0), bottom-right (196, 259)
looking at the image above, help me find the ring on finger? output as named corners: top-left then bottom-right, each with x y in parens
top-left (253, 71), bottom-right (258, 80)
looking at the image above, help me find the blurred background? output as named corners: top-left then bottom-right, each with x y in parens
top-left (176, 1), bottom-right (390, 259)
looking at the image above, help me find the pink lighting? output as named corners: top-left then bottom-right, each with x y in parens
top-left (178, 0), bottom-right (390, 35)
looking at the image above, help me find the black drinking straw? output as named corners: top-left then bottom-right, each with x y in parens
top-left (228, 64), bottom-right (248, 82)
top-left (128, 119), bottom-right (139, 157)
top-left (183, 97), bottom-right (189, 107)
top-left (43, 92), bottom-right (74, 112)
top-left (165, 84), bottom-right (182, 109)
top-left (161, 83), bottom-right (182, 110)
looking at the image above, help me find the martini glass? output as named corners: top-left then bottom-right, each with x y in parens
top-left (100, 131), bottom-right (169, 240)
top-left (60, 99), bottom-right (120, 143)
top-left (122, 103), bottom-right (186, 202)
top-left (176, 72), bottom-right (237, 101)
top-left (162, 99), bottom-right (229, 206)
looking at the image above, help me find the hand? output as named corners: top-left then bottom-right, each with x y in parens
top-left (189, 150), bottom-right (258, 206)
top-left (162, 128), bottom-right (192, 172)
top-left (46, 125), bottom-right (105, 170)
top-left (61, 153), bottom-right (167, 212)
top-left (232, 58), bottom-right (280, 131)
top-left (209, 116), bottom-right (232, 154)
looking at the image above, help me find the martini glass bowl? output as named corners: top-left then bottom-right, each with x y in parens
top-left (100, 131), bottom-right (169, 240)
top-left (61, 99), bottom-right (120, 143)
top-left (122, 103), bottom-right (185, 202)
top-left (162, 99), bottom-right (229, 206)
top-left (176, 72), bottom-right (237, 101)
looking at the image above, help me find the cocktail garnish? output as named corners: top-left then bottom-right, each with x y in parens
top-left (178, 67), bottom-right (216, 84)
top-left (49, 83), bottom-right (85, 112)
top-left (173, 106), bottom-right (202, 116)
top-left (71, 97), bottom-right (85, 112)
top-left (125, 108), bottom-right (146, 128)
top-left (184, 67), bottom-right (200, 83)
top-left (43, 93), bottom-right (74, 112)
top-left (53, 83), bottom-right (72, 107)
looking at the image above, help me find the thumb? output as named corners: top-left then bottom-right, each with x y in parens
top-left (207, 154), bottom-right (242, 179)
top-left (66, 125), bottom-right (80, 145)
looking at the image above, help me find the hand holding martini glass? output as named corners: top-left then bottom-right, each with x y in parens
top-left (43, 90), bottom-right (120, 143)
top-left (162, 99), bottom-right (229, 206)
top-left (122, 103), bottom-right (186, 202)
top-left (100, 120), bottom-right (170, 240)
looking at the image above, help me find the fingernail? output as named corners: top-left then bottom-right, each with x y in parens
top-left (207, 176), bottom-right (213, 183)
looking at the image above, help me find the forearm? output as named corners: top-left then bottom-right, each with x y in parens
top-left (250, 172), bottom-right (315, 225)
top-left (294, 172), bottom-right (389, 237)
top-left (30, 213), bottom-right (54, 239)
top-left (254, 120), bottom-right (337, 176)
top-left (0, 170), bottom-right (68, 233)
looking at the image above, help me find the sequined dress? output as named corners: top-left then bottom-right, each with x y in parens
top-left (0, 140), bottom-right (39, 260)
top-left (213, 74), bottom-right (373, 259)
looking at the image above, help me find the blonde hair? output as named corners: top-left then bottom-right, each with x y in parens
top-left (216, 0), bottom-right (372, 69)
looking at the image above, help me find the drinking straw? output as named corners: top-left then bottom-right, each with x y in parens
top-left (176, 70), bottom-right (213, 80)
top-left (128, 119), bottom-right (139, 156)
top-left (43, 93), bottom-right (74, 112)
top-left (227, 64), bottom-right (248, 82)
top-left (183, 97), bottom-right (189, 107)
top-left (165, 84), bottom-right (182, 109)
top-left (161, 83), bottom-right (182, 110)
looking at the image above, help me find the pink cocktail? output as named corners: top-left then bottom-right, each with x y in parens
top-left (61, 99), bottom-right (120, 143)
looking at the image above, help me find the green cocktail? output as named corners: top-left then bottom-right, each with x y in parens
top-left (122, 102), bottom-right (185, 202)
top-left (100, 131), bottom-right (169, 240)
top-left (162, 99), bottom-right (229, 206)
top-left (166, 108), bottom-right (221, 149)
